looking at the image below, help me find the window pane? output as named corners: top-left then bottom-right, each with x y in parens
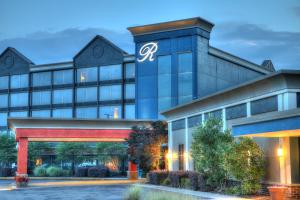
top-left (53, 108), bottom-right (73, 118)
top-left (10, 74), bottom-right (28, 89)
top-left (226, 104), bottom-right (247, 120)
top-left (125, 84), bottom-right (135, 99)
top-left (204, 109), bottom-right (222, 121)
top-left (0, 94), bottom-right (8, 108)
top-left (297, 93), bottom-right (300, 108)
top-left (0, 76), bottom-right (9, 90)
top-left (99, 105), bottom-right (122, 119)
top-left (99, 85), bottom-right (122, 101)
top-left (251, 96), bottom-right (278, 115)
top-left (53, 69), bottom-right (73, 85)
top-left (77, 67), bottom-right (98, 83)
top-left (99, 65), bottom-right (122, 81)
top-left (10, 111), bottom-right (28, 117)
top-left (53, 89), bottom-right (73, 104)
top-left (172, 119), bottom-right (185, 131)
top-left (125, 104), bottom-right (135, 119)
top-left (188, 114), bottom-right (202, 128)
top-left (0, 113), bottom-right (8, 126)
top-left (76, 87), bottom-right (97, 102)
top-left (32, 91), bottom-right (51, 105)
top-left (125, 63), bottom-right (135, 79)
top-left (76, 107), bottom-right (97, 119)
top-left (158, 55), bottom-right (172, 111)
top-left (32, 72), bottom-right (51, 87)
top-left (178, 53), bottom-right (192, 104)
top-left (10, 92), bottom-right (28, 107)
top-left (31, 110), bottom-right (51, 118)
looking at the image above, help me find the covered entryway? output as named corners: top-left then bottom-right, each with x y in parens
top-left (8, 118), bottom-right (152, 185)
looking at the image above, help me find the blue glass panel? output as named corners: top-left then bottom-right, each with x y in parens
top-left (125, 84), bottom-right (135, 99)
top-left (99, 105), bottom-right (122, 119)
top-left (9, 111), bottom-right (28, 117)
top-left (32, 91), bottom-right (51, 105)
top-left (10, 92), bottom-right (28, 107)
top-left (0, 94), bottom-right (8, 108)
top-left (0, 113), bottom-right (8, 126)
top-left (31, 110), bottom-right (51, 118)
top-left (53, 69), bottom-right (73, 85)
top-left (99, 65), bottom-right (122, 81)
top-left (178, 53), bottom-right (193, 104)
top-left (125, 104), bottom-right (135, 119)
top-left (32, 72), bottom-right (51, 86)
top-left (76, 87), bottom-right (97, 102)
top-left (10, 74), bottom-right (28, 88)
top-left (52, 89), bottom-right (73, 104)
top-left (0, 76), bottom-right (9, 90)
top-left (158, 55), bottom-right (172, 111)
top-left (77, 67), bottom-right (98, 83)
top-left (76, 107), bottom-right (97, 119)
top-left (52, 108), bottom-right (73, 118)
top-left (99, 85), bottom-right (122, 101)
top-left (125, 63), bottom-right (135, 79)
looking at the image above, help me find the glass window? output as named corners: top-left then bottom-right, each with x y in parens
top-left (172, 119), bottom-right (185, 131)
top-left (99, 85), bottom-right (122, 101)
top-left (10, 92), bottom-right (28, 107)
top-left (53, 69), bottom-right (73, 85)
top-left (178, 53), bottom-right (193, 105)
top-left (251, 96), bottom-right (278, 115)
top-left (100, 65), bottom-right (122, 81)
top-left (9, 111), bottom-right (28, 117)
top-left (188, 114), bottom-right (202, 128)
top-left (77, 67), bottom-right (98, 83)
top-left (125, 104), bottom-right (135, 119)
top-left (31, 110), bottom-right (51, 118)
top-left (76, 107), bottom-right (97, 119)
top-left (53, 89), bottom-right (73, 104)
top-left (158, 55), bottom-right (172, 111)
top-left (76, 87), bottom-right (97, 102)
top-left (0, 94), bottom-right (8, 108)
top-left (32, 72), bottom-right (51, 87)
top-left (125, 84), bottom-right (135, 99)
top-left (297, 93), bottom-right (300, 108)
top-left (0, 76), bottom-right (9, 90)
top-left (0, 113), bottom-right (8, 126)
top-left (32, 91), bottom-right (51, 105)
top-left (125, 63), bottom-right (135, 79)
top-left (99, 105), bottom-right (122, 119)
top-left (10, 74), bottom-right (28, 89)
top-left (204, 109), bottom-right (222, 121)
top-left (52, 108), bottom-right (73, 118)
top-left (178, 144), bottom-right (184, 170)
top-left (226, 104), bottom-right (247, 120)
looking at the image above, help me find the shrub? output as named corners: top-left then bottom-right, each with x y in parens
top-left (148, 171), bottom-right (169, 185)
top-left (33, 166), bottom-right (47, 177)
top-left (125, 186), bottom-right (141, 200)
top-left (46, 166), bottom-right (64, 177)
top-left (168, 171), bottom-right (189, 188)
top-left (98, 166), bottom-right (110, 177)
top-left (75, 167), bottom-right (88, 177)
top-left (187, 171), bottom-right (201, 191)
top-left (0, 168), bottom-right (13, 177)
top-left (88, 167), bottom-right (101, 177)
top-left (161, 177), bottom-right (171, 186)
top-left (180, 178), bottom-right (191, 189)
top-left (144, 191), bottom-right (197, 200)
top-left (62, 169), bottom-right (72, 177)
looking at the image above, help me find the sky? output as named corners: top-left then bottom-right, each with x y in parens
top-left (0, 0), bottom-right (299, 70)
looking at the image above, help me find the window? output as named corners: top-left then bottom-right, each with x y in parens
top-left (32, 91), bottom-right (51, 105)
top-left (125, 104), bottom-right (135, 119)
top-left (52, 89), bottom-right (73, 104)
top-left (188, 114), bottom-right (202, 128)
top-left (31, 110), bottom-right (51, 118)
top-left (226, 104), bottom-right (247, 120)
top-left (158, 55), bottom-right (172, 111)
top-left (99, 85), bottom-right (122, 101)
top-left (178, 144), bottom-right (184, 170)
top-left (125, 63), bottom-right (135, 79)
top-left (76, 87), bottom-right (97, 102)
top-left (10, 92), bottom-right (28, 107)
top-left (32, 72), bottom-right (51, 87)
top-left (204, 109), bottom-right (222, 121)
top-left (297, 93), bottom-right (300, 108)
top-left (178, 53), bottom-right (193, 105)
top-left (9, 111), bottom-right (28, 117)
top-left (10, 74), bottom-right (28, 89)
top-left (99, 65), bottom-right (122, 81)
top-left (76, 107), bottom-right (97, 119)
top-left (99, 105), bottom-right (122, 119)
top-left (52, 108), bottom-right (73, 118)
top-left (0, 94), bottom-right (8, 108)
top-left (251, 96), bottom-right (278, 115)
top-left (0, 113), bottom-right (8, 126)
top-left (0, 76), bottom-right (9, 90)
top-left (125, 84), bottom-right (135, 99)
top-left (172, 119), bottom-right (185, 131)
top-left (53, 69), bottom-right (73, 85)
top-left (77, 67), bottom-right (98, 83)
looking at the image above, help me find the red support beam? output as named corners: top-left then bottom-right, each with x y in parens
top-left (17, 138), bottom-right (28, 175)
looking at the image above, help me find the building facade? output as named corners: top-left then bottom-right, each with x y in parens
top-left (0, 17), bottom-right (274, 130)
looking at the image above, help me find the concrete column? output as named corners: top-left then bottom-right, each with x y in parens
top-left (222, 108), bottom-right (226, 131)
top-left (246, 102), bottom-right (251, 117)
top-left (17, 137), bottom-right (28, 175)
top-left (168, 122), bottom-right (173, 171)
top-left (185, 118), bottom-right (189, 170)
top-left (278, 94), bottom-right (284, 111)
top-left (283, 92), bottom-right (297, 110)
top-left (279, 137), bottom-right (292, 184)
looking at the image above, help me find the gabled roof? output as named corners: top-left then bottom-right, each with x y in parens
top-left (73, 35), bottom-right (128, 59)
top-left (0, 47), bottom-right (34, 64)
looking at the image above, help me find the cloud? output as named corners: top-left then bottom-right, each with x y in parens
top-left (0, 28), bottom-right (134, 64)
top-left (211, 22), bottom-right (300, 70)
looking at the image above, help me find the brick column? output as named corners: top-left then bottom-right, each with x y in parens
top-left (17, 137), bottom-right (28, 175)
top-left (128, 161), bottom-right (138, 180)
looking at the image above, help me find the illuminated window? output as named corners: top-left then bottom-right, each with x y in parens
top-left (77, 67), bottom-right (98, 83)
top-left (99, 105), bottom-right (122, 119)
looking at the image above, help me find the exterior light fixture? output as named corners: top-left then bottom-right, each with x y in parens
top-left (113, 107), bottom-right (119, 119)
top-left (80, 72), bottom-right (86, 82)
top-left (277, 147), bottom-right (283, 157)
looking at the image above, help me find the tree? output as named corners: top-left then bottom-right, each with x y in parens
top-left (225, 137), bottom-right (265, 195)
top-left (56, 142), bottom-right (93, 174)
top-left (127, 121), bottom-right (168, 173)
top-left (0, 135), bottom-right (17, 167)
top-left (28, 142), bottom-right (52, 167)
top-left (191, 118), bottom-right (233, 190)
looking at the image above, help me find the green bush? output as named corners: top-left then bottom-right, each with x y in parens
top-left (161, 177), bottom-right (171, 186)
top-left (124, 186), bottom-right (141, 200)
top-left (180, 178), bottom-right (191, 189)
top-left (33, 166), bottom-right (47, 177)
top-left (145, 191), bottom-right (197, 200)
top-left (148, 171), bottom-right (169, 185)
top-left (46, 166), bottom-right (64, 177)
top-left (62, 169), bottom-right (72, 177)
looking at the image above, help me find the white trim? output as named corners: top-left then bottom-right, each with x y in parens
top-left (184, 118), bottom-right (189, 170)
top-left (168, 122), bottom-right (173, 171)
